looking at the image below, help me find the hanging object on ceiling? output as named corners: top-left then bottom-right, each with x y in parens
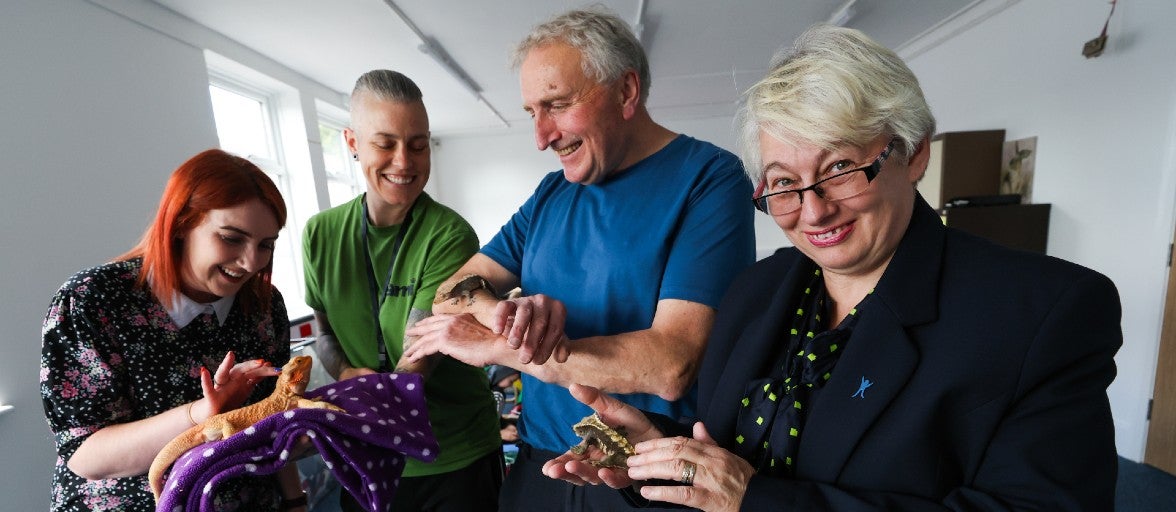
top-left (1082, 0), bottom-right (1117, 59)
top-left (381, 0), bottom-right (510, 128)
top-left (827, 0), bottom-right (857, 27)
top-left (632, 0), bottom-right (648, 46)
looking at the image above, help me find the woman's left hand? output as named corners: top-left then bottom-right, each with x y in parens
top-left (625, 421), bottom-right (756, 512)
top-left (200, 351), bottom-right (280, 415)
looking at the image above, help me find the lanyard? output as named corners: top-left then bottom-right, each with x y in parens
top-left (360, 194), bottom-right (413, 372)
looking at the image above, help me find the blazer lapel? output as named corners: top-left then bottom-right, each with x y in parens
top-left (798, 308), bottom-right (919, 481)
top-left (796, 196), bottom-right (945, 482)
top-left (706, 259), bottom-right (815, 445)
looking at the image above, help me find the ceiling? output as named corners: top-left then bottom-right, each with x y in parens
top-left (149, 0), bottom-right (974, 135)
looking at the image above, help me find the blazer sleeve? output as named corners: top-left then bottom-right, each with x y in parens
top-left (738, 271), bottom-right (1122, 511)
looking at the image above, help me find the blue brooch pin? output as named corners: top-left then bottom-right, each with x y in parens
top-left (851, 376), bottom-right (874, 399)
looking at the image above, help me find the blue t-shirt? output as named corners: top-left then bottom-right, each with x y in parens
top-left (481, 134), bottom-right (756, 452)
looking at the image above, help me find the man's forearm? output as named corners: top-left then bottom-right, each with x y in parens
top-left (394, 308), bottom-right (441, 377)
top-left (510, 299), bottom-right (713, 400)
top-left (505, 331), bottom-right (699, 401)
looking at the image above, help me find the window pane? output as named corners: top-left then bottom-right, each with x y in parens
top-left (320, 124), bottom-right (347, 177)
top-left (269, 230), bottom-right (304, 318)
top-left (328, 179), bottom-right (360, 207)
top-left (319, 122), bottom-right (363, 206)
top-left (209, 84), bottom-right (272, 159)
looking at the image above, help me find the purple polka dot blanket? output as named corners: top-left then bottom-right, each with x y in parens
top-left (155, 372), bottom-right (438, 512)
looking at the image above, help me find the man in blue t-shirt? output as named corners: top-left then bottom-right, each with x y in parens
top-left (404, 6), bottom-right (755, 510)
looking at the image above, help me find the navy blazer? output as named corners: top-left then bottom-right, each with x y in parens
top-left (692, 197), bottom-right (1121, 510)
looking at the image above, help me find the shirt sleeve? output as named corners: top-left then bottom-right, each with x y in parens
top-left (413, 219), bottom-right (480, 312)
top-left (302, 215), bottom-right (324, 312)
top-left (480, 174), bottom-right (552, 278)
top-left (39, 279), bottom-right (132, 462)
top-left (659, 151), bottom-right (756, 308)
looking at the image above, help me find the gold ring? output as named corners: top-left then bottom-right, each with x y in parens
top-left (681, 461), bottom-right (696, 486)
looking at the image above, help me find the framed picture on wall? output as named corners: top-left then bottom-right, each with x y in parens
top-left (1000, 136), bottom-right (1037, 203)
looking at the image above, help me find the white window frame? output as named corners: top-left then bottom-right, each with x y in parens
top-left (316, 106), bottom-right (365, 207)
top-left (205, 67), bottom-right (311, 320)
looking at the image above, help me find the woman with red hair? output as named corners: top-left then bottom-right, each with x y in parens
top-left (40, 149), bottom-right (306, 511)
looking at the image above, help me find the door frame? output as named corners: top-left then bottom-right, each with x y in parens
top-left (1145, 239), bottom-right (1176, 476)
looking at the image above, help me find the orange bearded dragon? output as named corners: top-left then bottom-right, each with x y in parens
top-left (148, 355), bottom-right (344, 499)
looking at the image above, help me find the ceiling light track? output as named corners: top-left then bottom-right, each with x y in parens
top-left (382, 0), bottom-right (509, 128)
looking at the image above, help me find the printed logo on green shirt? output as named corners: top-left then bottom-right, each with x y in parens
top-left (384, 277), bottom-right (418, 298)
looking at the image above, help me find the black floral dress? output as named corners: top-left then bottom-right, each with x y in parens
top-left (40, 258), bottom-right (291, 511)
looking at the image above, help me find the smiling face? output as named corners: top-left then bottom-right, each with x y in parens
top-left (178, 198), bottom-right (280, 303)
top-left (759, 132), bottom-right (927, 283)
top-left (346, 94), bottom-right (430, 225)
top-left (520, 43), bottom-right (631, 185)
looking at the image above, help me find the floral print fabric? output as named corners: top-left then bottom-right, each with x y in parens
top-left (40, 258), bottom-right (290, 511)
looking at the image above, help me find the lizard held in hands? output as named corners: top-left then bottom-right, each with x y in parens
top-left (148, 355), bottom-right (344, 499)
top-left (434, 273), bottom-right (499, 308)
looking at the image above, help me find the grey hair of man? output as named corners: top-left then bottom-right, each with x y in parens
top-left (736, 24), bottom-right (936, 186)
top-left (350, 69), bottom-right (424, 119)
top-left (511, 5), bottom-right (652, 106)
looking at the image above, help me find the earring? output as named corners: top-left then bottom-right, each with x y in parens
top-left (352, 154), bottom-right (358, 160)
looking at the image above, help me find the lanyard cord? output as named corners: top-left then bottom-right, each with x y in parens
top-left (360, 194), bottom-right (413, 372)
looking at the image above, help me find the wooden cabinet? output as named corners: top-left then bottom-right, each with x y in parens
top-left (943, 203), bottom-right (1051, 254)
top-left (918, 128), bottom-right (1050, 254)
top-left (918, 129), bottom-right (1005, 210)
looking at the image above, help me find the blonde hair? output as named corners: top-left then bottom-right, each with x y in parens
top-left (737, 24), bottom-right (936, 184)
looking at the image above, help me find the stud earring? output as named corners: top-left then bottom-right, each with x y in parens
top-left (352, 154), bottom-right (358, 160)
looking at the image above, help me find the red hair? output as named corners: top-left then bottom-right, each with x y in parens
top-left (120, 149), bottom-right (287, 313)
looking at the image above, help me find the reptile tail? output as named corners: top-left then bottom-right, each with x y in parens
top-left (148, 423), bottom-right (206, 500)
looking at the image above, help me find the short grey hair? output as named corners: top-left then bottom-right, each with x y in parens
top-left (511, 5), bottom-right (651, 106)
top-left (737, 24), bottom-right (936, 185)
top-left (351, 69), bottom-right (423, 108)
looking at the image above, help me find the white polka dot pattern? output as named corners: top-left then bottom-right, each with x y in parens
top-left (154, 371), bottom-right (438, 511)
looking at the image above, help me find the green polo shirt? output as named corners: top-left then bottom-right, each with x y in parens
top-left (303, 192), bottom-right (499, 476)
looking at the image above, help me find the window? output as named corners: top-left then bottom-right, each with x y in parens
top-left (208, 84), bottom-right (276, 160)
top-left (207, 77), bottom-right (310, 320)
top-left (318, 114), bottom-right (365, 207)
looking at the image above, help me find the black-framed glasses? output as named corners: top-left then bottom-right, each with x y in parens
top-left (752, 139), bottom-right (897, 216)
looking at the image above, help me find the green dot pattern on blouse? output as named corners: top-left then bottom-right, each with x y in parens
top-left (731, 268), bottom-right (873, 476)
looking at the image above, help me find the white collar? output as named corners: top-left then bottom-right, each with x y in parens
top-left (167, 293), bottom-right (236, 328)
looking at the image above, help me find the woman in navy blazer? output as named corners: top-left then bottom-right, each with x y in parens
top-left (543, 24), bottom-right (1121, 511)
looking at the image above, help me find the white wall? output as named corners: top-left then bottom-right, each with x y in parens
top-left (0, 0), bottom-right (347, 508)
top-left (433, 0), bottom-right (1176, 462)
top-left (0, 1), bottom-right (219, 509)
top-left (431, 128), bottom-right (555, 245)
top-left (904, 0), bottom-right (1176, 462)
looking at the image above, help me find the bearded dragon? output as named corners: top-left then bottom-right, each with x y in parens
top-left (148, 355), bottom-right (344, 499)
